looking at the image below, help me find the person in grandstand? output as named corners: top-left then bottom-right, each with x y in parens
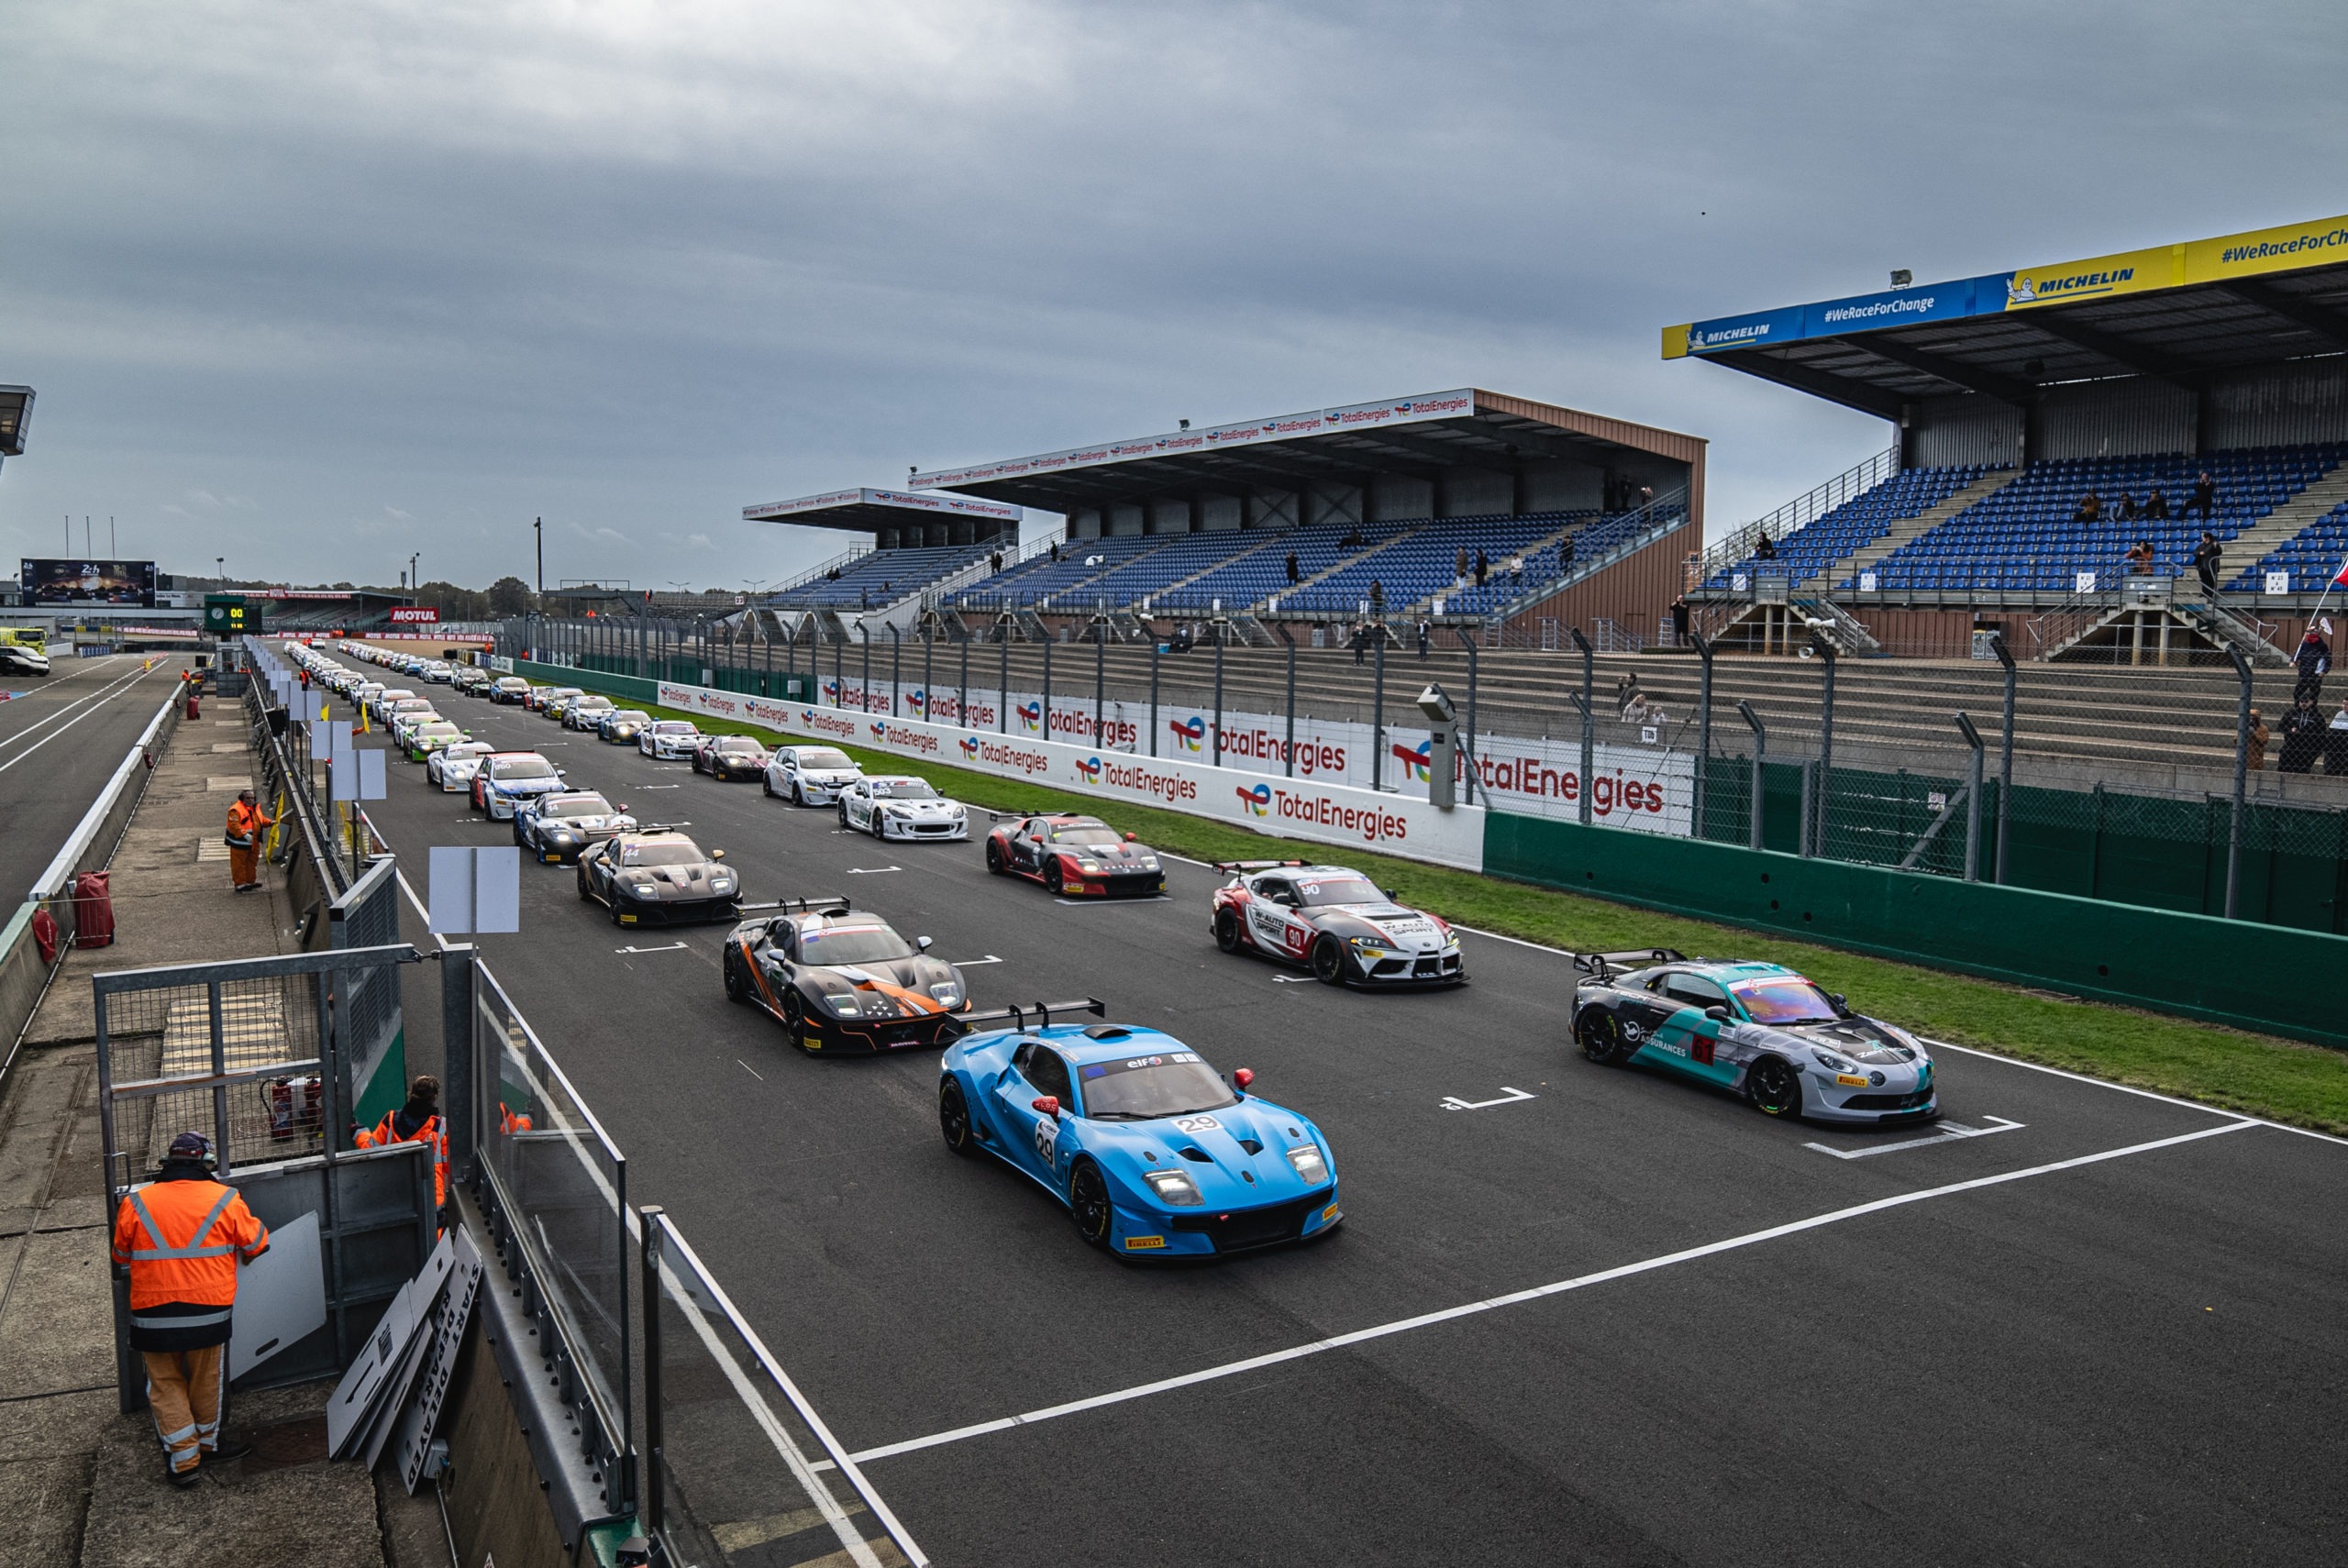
top-left (2296, 628), bottom-right (2331, 705)
top-left (1475, 548), bottom-right (1489, 586)
top-left (1455, 545), bottom-right (1468, 585)
top-left (2189, 471), bottom-right (2217, 523)
top-left (2125, 539), bottom-right (2156, 576)
top-left (2247, 707), bottom-right (2269, 771)
top-left (1286, 549), bottom-right (1300, 585)
top-left (2072, 491), bottom-right (2103, 524)
top-left (2194, 532), bottom-right (2223, 598)
top-left (2278, 694), bottom-right (2326, 774)
top-left (1416, 619), bottom-right (1431, 658)
top-left (2117, 490), bottom-right (2140, 521)
top-left (2144, 486), bottom-right (2171, 521)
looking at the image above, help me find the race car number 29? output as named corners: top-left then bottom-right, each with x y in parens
top-left (1173, 1114), bottom-right (1222, 1134)
top-left (1033, 1117), bottom-right (1058, 1165)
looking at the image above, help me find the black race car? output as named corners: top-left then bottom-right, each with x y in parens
top-left (695, 734), bottom-right (770, 781)
top-left (1210, 860), bottom-right (1465, 986)
top-left (721, 898), bottom-right (971, 1053)
top-left (576, 828), bottom-right (741, 926)
top-left (982, 812), bottom-right (1165, 897)
top-left (514, 790), bottom-right (636, 864)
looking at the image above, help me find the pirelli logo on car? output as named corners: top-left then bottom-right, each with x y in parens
top-left (1123, 1235), bottom-right (1166, 1251)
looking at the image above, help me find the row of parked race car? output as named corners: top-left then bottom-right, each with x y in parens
top-left (288, 639), bottom-right (1944, 1258)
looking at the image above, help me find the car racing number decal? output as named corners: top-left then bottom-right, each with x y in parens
top-left (1033, 1115), bottom-right (1058, 1166)
top-left (1172, 1114), bottom-right (1221, 1134)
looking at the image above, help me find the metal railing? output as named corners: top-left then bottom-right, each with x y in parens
top-left (1701, 447), bottom-right (1899, 582)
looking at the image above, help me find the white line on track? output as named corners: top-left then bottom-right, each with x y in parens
top-left (737, 1058), bottom-right (765, 1081)
top-left (0, 661), bottom-right (160, 773)
top-left (1923, 1038), bottom-right (2348, 1148)
top-left (1804, 1115), bottom-right (2024, 1160)
top-left (836, 1118), bottom-right (2259, 1467)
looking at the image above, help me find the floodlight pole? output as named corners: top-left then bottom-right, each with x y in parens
top-left (1571, 626), bottom-right (1595, 825)
top-left (1148, 638), bottom-right (1160, 757)
top-left (922, 624), bottom-right (934, 719)
top-left (1955, 712), bottom-right (1986, 882)
top-left (1041, 634), bottom-right (1054, 741)
top-left (1992, 632), bottom-right (2017, 884)
top-left (1093, 619), bottom-right (1105, 748)
top-left (858, 622), bottom-right (872, 713)
top-left (998, 624), bottom-right (1008, 734)
top-left (958, 634), bottom-right (969, 731)
top-left (2226, 645), bottom-right (2253, 919)
top-left (1369, 624), bottom-right (1386, 790)
top-left (1691, 631), bottom-right (1714, 838)
top-left (1737, 699), bottom-right (1766, 851)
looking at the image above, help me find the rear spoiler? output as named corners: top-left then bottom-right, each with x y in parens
top-left (635, 822), bottom-right (695, 834)
top-left (1212, 859), bottom-right (1306, 874)
top-left (1571, 947), bottom-right (1686, 982)
top-left (739, 894), bottom-right (851, 917)
top-left (945, 998), bottom-right (1108, 1038)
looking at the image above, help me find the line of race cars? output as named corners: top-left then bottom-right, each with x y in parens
top-left (298, 640), bottom-right (1942, 1259)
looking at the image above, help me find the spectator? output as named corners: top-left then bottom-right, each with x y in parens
top-left (990, 549), bottom-right (1003, 573)
top-left (825, 567), bottom-right (841, 581)
top-left (1638, 483), bottom-right (1655, 508)
top-left (1670, 595), bottom-right (1691, 644)
top-left (2124, 539), bottom-right (2155, 575)
top-left (1285, 550), bottom-right (1300, 585)
top-left (2117, 491), bottom-right (2141, 522)
top-left (2297, 627), bottom-right (2332, 704)
top-left (1350, 623), bottom-right (1367, 666)
top-left (1455, 545), bottom-right (1469, 584)
top-left (1048, 541), bottom-right (1061, 561)
top-left (2192, 532), bottom-right (2222, 598)
top-left (2189, 470), bottom-right (2217, 523)
top-left (1475, 549), bottom-right (1489, 588)
top-left (2329, 698), bottom-right (2348, 776)
top-left (1508, 554), bottom-right (1524, 579)
top-left (2144, 487), bottom-right (2171, 521)
top-left (2247, 707), bottom-right (2269, 771)
top-left (1615, 672), bottom-right (1646, 722)
top-left (1369, 580), bottom-right (1386, 614)
top-left (1561, 534), bottom-right (1576, 569)
top-left (2278, 695), bottom-right (2325, 773)
top-left (1415, 618), bottom-right (1431, 657)
top-left (1754, 532), bottom-right (1777, 561)
top-left (2072, 491), bottom-right (2103, 524)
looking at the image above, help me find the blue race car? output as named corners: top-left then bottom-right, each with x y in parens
top-left (938, 1007), bottom-right (1341, 1258)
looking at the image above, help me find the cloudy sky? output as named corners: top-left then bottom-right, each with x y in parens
top-left (3, 1), bottom-right (2341, 591)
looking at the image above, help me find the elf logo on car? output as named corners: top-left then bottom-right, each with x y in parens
top-left (1017, 701), bottom-right (1043, 733)
top-left (1169, 715), bottom-right (1206, 752)
top-left (1074, 755), bottom-right (1103, 784)
top-left (1391, 738), bottom-right (1432, 783)
top-left (1235, 782), bottom-right (1271, 816)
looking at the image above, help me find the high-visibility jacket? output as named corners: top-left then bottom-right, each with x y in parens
top-left (357, 1109), bottom-right (449, 1207)
top-left (499, 1101), bottom-right (533, 1134)
top-left (110, 1176), bottom-right (271, 1310)
top-left (226, 800), bottom-right (273, 847)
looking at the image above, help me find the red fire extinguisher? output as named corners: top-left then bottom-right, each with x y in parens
top-left (265, 1076), bottom-right (324, 1142)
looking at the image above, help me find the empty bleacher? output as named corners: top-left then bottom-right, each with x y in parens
top-left (2228, 497), bottom-right (2348, 591)
top-left (766, 543), bottom-right (991, 609)
top-left (1704, 466), bottom-right (1988, 591)
top-left (1850, 445), bottom-right (2344, 594)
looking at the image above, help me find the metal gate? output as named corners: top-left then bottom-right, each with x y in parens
top-left (330, 857), bottom-right (408, 1131)
top-left (94, 944), bottom-right (437, 1405)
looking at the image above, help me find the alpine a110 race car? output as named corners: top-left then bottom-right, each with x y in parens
top-left (837, 775), bottom-right (969, 841)
top-left (938, 1008), bottom-right (1341, 1257)
top-left (721, 897), bottom-right (971, 1053)
top-left (984, 813), bottom-right (1164, 897)
top-left (514, 790), bottom-right (636, 863)
top-left (576, 828), bottom-right (739, 926)
top-left (1569, 950), bottom-right (1938, 1125)
top-left (1210, 861), bottom-right (1464, 987)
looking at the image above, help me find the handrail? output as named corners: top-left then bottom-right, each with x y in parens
top-left (1470, 491), bottom-right (1693, 624)
top-left (759, 542), bottom-right (876, 599)
top-left (1701, 447), bottom-right (1899, 580)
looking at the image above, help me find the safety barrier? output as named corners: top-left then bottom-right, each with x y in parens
top-left (1482, 808), bottom-right (2348, 1049)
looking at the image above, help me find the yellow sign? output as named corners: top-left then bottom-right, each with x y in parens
top-left (2002, 244), bottom-right (2180, 310)
top-left (2184, 214), bottom-right (2348, 286)
top-left (1660, 323), bottom-right (1693, 361)
top-left (1123, 1235), bottom-right (1166, 1250)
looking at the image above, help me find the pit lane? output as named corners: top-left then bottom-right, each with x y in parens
top-left (354, 687), bottom-right (2348, 1566)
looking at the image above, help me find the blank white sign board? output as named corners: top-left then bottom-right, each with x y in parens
top-left (228, 1210), bottom-right (326, 1380)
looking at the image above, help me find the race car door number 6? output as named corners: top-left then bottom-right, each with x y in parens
top-left (1173, 1114), bottom-right (1222, 1133)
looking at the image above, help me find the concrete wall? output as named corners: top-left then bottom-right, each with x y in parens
top-left (1200, 492), bottom-right (1245, 531)
top-left (1107, 502), bottom-right (1146, 536)
top-left (1437, 467), bottom-right (1513, 516)
top-left (1518, 458), bottom-right (1606, 513)
top-left (1250, 488), bottom-right (1301, 529)
top-left (1304, 482), bottom-right (1364, 529)
top-left (1368, 474), bottom-right (1434, 523)
top-left (1148, 497), bottom-right (1193, 536)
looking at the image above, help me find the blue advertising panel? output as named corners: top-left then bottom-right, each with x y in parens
top-left (1682, 305), bottom-right (1806, 356)
top-left (1802, 275), bottom-right (1997, 337)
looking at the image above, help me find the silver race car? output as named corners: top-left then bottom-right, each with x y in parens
top-left (1210, 861), bottom-right (1465, 987)
top-left (837, 775), bottom-right (969, 841)
top-left (763, 744), bottom-right (864, 806)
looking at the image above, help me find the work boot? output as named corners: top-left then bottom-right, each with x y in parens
top-left (166, 1460), bottom-right (201, 1489)
top-left (201, 1436), bottom-right (254, 1464)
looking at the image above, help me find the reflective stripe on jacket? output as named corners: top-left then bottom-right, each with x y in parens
top-left (110, 1179), bottom-right (271, 1309)
top-left (357, 1110), bottom-right (449, 1207)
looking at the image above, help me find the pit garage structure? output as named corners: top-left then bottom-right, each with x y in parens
top-left (910, 388), bottom-right (1707, 640)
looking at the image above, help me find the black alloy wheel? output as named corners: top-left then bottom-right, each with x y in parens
top-left (1749, 1056), bottom-right (1802, 1118)
top-left (1069, 1160), bottom-right (1113, 1251)
top-left (723, 951), bottom-right (746, 1002)
top-left (837, 801), bottom-right (850, 829)
top-left (870, 812), bottom-right (886, 841)
top-left (1213, 909), bottom-right (1246, 954)
top-left (1311, 934), bottom-right (1348, 986)
top-left (1578, 1010), bottom-right (1634, 1066)
top-left (793, 779), bottom-right (809, 806)
top-left (577, 869), bottom-right (593, 901)
top-left (1046, 859), bottom-right (1067, 895)
top-left (761, 773), bottom-right (775, 796)
top-left (781, 989), bottom-right (810, 1044)
top-left (938, 1079), bottom-right (977, 1156)
top-left (985, 840), bottom-right (1006, 875)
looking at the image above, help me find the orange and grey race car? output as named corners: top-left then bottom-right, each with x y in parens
top-left (721, 898), bottom-right (972, 1053)
top-left (982, 812), bottom-right (1165, 897)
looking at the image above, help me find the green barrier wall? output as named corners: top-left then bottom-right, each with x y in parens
top-left (1485, 809), bottom-right (2348, 1049)
top-left (504, 657), bottom-right (811, 705)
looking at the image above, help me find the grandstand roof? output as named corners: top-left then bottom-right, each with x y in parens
top-left (1664, 213), bottom-right (2348, 418)
top-left (740, 486), bottom-right (1021, 533)
top-left (906, 389), bottom-right (1704, 513)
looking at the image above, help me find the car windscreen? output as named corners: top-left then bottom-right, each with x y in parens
top-left (1075, 1051), bottom-right (1237, 1120)
top-left (1729, 977), bottom-right (1842, 1024)
top-left (794, 748), bottom-right (854, 770)
top-left (714, 736), bottom-right (762, 752)
top-left (543, 796), bottom-right (612, 818)
top-left (869, 779), bottom-right (937, 800)
top-left (797, 923), bottom-right (914, 964)
top-left (606, 712), bottom-right (648, 724)
top-left (493, 757), bottom-right (558, 780)
top-left (620, 842), bottom-right (703, 867)
top-left (1047, 825), bottom-right (1124, 846)
top-left (1295, 876), bottom-right (1381, 907)
top-left (651, 722), bottom-right (697, 734)
top-left (416, 723), bottom-right (461, 738)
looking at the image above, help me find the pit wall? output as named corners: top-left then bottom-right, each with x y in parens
top-left (1484, 812), bottom-right (2348, 1050)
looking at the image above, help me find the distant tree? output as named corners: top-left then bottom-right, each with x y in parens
top-left (487, 576), bottom-right (533, 618)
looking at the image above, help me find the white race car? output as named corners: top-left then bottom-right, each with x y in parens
top-left (763, 744), bottom-right (864, 806)
top-left (638, 719), bottom-right (702, 760)
top-left (837, 775), bottom-right (969, 841)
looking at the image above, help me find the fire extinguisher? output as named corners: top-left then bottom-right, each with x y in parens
top-left (263, 1076), bottom-right (323, 1142)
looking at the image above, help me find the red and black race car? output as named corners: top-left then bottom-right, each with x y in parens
top-left (1211, 860), bottom-right (1466, 987)
top-left (721, 897), bottom-right (972, 1053)
top-left (982, 812), bottom-right (1166, 898)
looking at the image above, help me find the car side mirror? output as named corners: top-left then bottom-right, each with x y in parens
top-left (915, 935), bottom-right (933, 951)
top-left (711, 849), bottom-right (726, 860)
top-left (1124, 831), bottom-right (1137, 842)
top-left (1703, 1005), bottom-right (1732, 1022)
top-left (1031, 1096), bottom-right (1060, 1119)
top-left (1827, 992), bottom-right (1848, 1012)
top-left (616, 803), bottom-right (628, 813)
top-left (1233, 1067), bottom-right (1254, 1095)
top-left (1384, 888), bottom-right (1400, 900)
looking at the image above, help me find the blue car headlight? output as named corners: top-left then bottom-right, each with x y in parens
top-left (1143, 1168), bottom-right (1202, 1206)
top-left (1284, 1143), bottom-right (1328, 1184)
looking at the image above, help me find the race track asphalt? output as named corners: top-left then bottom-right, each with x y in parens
top-left (0, 655), bottom-right (181, 899)
top-left (351, 680), bottom-right (2348, 1566)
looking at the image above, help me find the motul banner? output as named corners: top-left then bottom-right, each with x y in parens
top-left (389, 607), bottom-right (438, 624)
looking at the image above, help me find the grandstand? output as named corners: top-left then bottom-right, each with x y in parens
top-left (911, 388), bottom-right (1703, 641)
top-left (741, 487), bottom-right (1021, 617)
top-left (1669, 211), bottom-right (2348, 660)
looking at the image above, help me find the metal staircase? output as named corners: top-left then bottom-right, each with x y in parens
top-left (1820, 469), bottom-right (2023, 587)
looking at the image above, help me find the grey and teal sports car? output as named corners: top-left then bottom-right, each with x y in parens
top-left (1569, 951), bottom-right (1937, 1125)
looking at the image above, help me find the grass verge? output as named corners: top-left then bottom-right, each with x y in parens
top-left (566, 684), bottom-right (2348, 1132)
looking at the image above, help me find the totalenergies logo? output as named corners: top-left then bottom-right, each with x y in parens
top-left (906, 690), bottom-right (926, 716)
top-left (1075, 756), bottom-right (1103, 784)
top-left (799, 709), bottom-right (818, 723)
top-left (822, 680), bottom-right (839, 701)
top-left (1170, 716), bottom-right (1206, 752)
top-left (959, 736), bottom-right (981, 760)
top-left (1236, 782), bottom-right (1271, 816)
top-left (1392, 738), bottom-right (1432, 783)
top-left (869, 722), bottom-right (889, 739)
top-left (1017, 701), bottom-right (1043, 733)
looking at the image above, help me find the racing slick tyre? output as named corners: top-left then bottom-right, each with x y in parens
top-left (576, 872), bottom-right (593, 902)
top-left (781, 990), bottom-right (811, 1048)
top-left (1213, 909), bottom-right (1246, 954)
top-left (837, 802), bottom-right (849, 829)
top-left (1310, 934), bottom-right (1348, 986)
top-left (793, 780), bottom-right (809, 806)
top-left (870, 812), bottom-right (887, 841)
top-left (1069, 1160), bottom-right (1113, 1252)
top-left (761, 775), bottom-right (776, 797)
top-left (723, 951), bottom-right (745, 1003)
top-left (1045, 860), bottom-right (1066, 895)
top-left (985, 840), bottom-right (1006, 875)
top-left (1748, 1055), bottom-right (1802, 1118)
top-left (938, 1079), bottom-right (978, 1157)
top-left (1577, 1009), bottom-right (1636, 1066)
top-left (608, 898), bottom-right (626, 927)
